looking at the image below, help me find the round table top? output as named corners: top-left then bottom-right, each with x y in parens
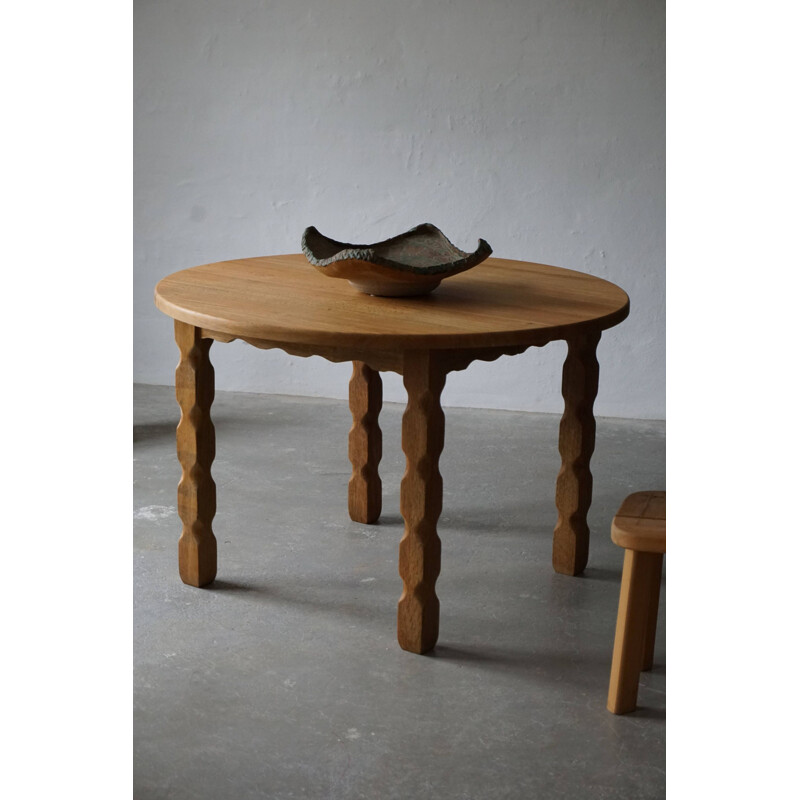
top-left (155, 254), bottom-right (629, 350)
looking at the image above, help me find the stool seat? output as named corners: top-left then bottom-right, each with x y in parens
top-left (610, 491), bottom-right (666, 553)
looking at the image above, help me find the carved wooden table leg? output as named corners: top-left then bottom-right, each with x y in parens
top-left (348, 361), bottom-right (382, 524)
top-left (398, 351), bottom-right (446, 654)
top-left (174, 321), bottom-right (217, 587)
top-left (553, 330), bottom-right (601, 576)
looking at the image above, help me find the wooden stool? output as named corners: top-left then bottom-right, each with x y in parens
top-left (607, 491), bottom-right (666, 714)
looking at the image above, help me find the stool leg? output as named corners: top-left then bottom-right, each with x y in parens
top-left (174, 321), bottom-right (217, 587)
top-left (398, 351), bottom-right (446, 654)
top-left (348, 361), bottom-right (382, 524)
top-left (607, 549), bottom-right (660, 713)
top-left (641, 554), bottom-right (663, 671)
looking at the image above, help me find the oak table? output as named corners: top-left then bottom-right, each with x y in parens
top-left (154, 254), bottom-right (629, 654)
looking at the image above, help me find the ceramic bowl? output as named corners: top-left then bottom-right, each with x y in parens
top-left (301, 223), bottom-right (492, 296)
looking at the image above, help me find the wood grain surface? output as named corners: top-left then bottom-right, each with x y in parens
top-left (157, 254), bottom-right (632, 653)
top-left (155, 254), bottom-right (629, 350)
top-left (552, 331), bottom-right (601, 576)
top-left (607, 549), bottom-right (661, 714)
top-left (397, 351), bottom-right (447, 654)
top-left (348, 362), bottom-right (383, 524)
top-left (611, 490), bottom-right (667, 553)
top-left (607, 490), bottom-right (666, 713)
top-left (174, 321), bottom-right (217, 587)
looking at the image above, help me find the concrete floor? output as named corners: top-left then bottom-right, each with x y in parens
top-left (134, 383), bottom-right (665, 799)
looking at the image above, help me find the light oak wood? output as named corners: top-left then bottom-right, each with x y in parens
top-left (553, 331), bottom-right (601, 575)
top-left (397, 351), bottom-right (446, 654)
top-left (155, 254), bottom-right (630, 652)
top-left (174, 321), bottom-right (217, 587)
top-left (611, 491), bottom-right (667, 553)
top-left (607, 490), bottom-right (666, 714)
top-left (199, 328), bottom-right (533, 376)
top-left (348, 362), bottom-right (382, 524)
top-left (155, 254), bottom-right (629, 350)
top-left (607, 549), bottom-right (659, 714)
top-left (641, 553), bottom-right (664, 672)
top-left (199, 329), bottom-right (405, 374)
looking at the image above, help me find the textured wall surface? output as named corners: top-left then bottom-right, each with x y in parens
top-left (134, 0), bottom-right (664, 419)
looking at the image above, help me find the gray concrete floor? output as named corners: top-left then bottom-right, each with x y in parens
top-left (134, 383), bottom-right (665, 800)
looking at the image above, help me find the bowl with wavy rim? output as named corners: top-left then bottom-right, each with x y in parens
top-left (301, 223), bottom-right (492, 297)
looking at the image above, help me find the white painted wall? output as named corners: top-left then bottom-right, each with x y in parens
top-left (134, 0), bottom-right (664, 419)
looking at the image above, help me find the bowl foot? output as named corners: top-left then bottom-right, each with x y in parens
top-left (349, 279), bottom-right (441, 297)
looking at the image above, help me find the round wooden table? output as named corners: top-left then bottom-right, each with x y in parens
top-left (155, 254), bottom-right (629, 654)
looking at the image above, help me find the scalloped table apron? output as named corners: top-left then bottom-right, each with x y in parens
top-left (154, 254), bottom-right (630, 654)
